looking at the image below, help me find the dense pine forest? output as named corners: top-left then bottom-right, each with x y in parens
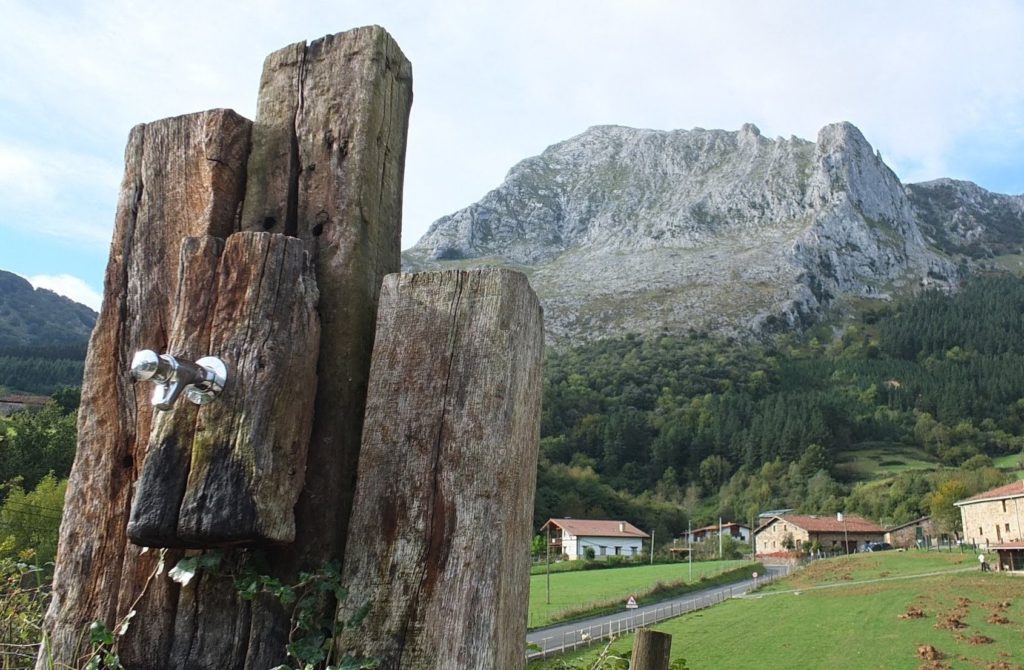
top-left (0, 343), bottom-right (87, 394)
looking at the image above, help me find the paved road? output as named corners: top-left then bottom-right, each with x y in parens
top-left (526, 564), bottom-right (789, 660)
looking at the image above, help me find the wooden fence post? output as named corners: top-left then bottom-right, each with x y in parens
top-left (630, 629), bottom-right (673, 670)
top-left (336, 269), bottom-right (544, 669)
top-left (39, 26), bottom-right (412, 670)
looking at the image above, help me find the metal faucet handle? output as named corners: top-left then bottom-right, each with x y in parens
top-left (130, 349), bottom-right (227, 411)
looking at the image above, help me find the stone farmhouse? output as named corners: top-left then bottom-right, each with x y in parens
top-left (955, 480), bottom-right (1024, 547)
top-left (540, 518), bottom-right (649, 560)
top-left (884, 516), bottom-right (935, 549)
top-left (755, 514), bottom-right (885, 555)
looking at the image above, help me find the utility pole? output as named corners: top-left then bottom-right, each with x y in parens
top-left (719, 517), bottom-right (723, 560)
top-left (650, 528), bottom-right (655, 565)
top-left (687, 520), bottom-right (692, 582)
top-left (546, 523), bottom-right (551, 605)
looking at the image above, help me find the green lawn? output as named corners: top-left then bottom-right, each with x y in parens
top-left (992, 452), bottom-right (1024, 478)
top-left (531, 552), bottom-right (1024, 669)
top-left (527, 560), bottom-right (752, 629)
top-left (833, 444), bottom-right (938, 481)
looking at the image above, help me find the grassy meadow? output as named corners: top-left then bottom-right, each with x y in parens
top-left (530, 551), bottom-right (1024, 669)
top-left (528, 559), bottom-right (753, 629)
top-left (833, 444), bottom-right (939, 480)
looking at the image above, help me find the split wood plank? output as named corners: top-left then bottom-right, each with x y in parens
top-left (336, 269), bottom-right (544, 670)
top-left (241, 26), bottom-right (414, 572)
top-left (40, 109), bottom-right (251, 669)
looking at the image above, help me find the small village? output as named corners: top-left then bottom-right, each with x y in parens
top-left (541, 479), bottom-right (1024, 569)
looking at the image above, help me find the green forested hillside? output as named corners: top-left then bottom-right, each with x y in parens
top-left (0, 271), bottom-right (95, 348)
top-left (535, 274), bottom-right (1024, 536)
top-left (0, 270), bottom-right (92, 394)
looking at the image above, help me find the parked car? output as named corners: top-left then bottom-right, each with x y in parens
top-left (864, 542), bottom-right (893, 552)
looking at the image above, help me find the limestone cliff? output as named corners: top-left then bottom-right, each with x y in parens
top-left (404, 122), bottom-right (1020, 343)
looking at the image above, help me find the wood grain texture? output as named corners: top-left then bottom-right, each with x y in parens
top-left (126, 232), bottom-right (319, 548)
top-left (41, 25), bottom-right (412, 670)
top-left (240, 25), bottom-right (413, 573)
top-left (630, 629), bottom-right (672, 670)
top-left (39, 110), bottom-right (251, 670)
top-left (177, 231), bottom-right (320, 546)
top-left (336, 269), bottom-right (544, 670)
top-left (127, 236), bottom-right (224, 547)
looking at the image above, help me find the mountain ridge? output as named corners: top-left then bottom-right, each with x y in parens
top-left (404, 121), bottom-right (1021, 343)
top-left (0, 270), bottom-right (97, 349)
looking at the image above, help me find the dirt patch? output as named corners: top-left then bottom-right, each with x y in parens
top-left (985, 662), bottom-right (1022, 670)
top-left (900, 606), bottom-right (927, 619)
top-left (917, 645), bottom-right (944, 660)
top-left (955, 596), bottom-right (972, 608)
top-left (934, 615), bottom-right (968, 630)
top-left (918, 663), bottom-right (949, 670)
top-left (986, 612), bottom-right (1011, 625)
top-left (964, 634), bottom-right (994, 645)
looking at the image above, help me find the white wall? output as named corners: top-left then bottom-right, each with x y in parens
top-left (564, 534), bottom-right (643, 560)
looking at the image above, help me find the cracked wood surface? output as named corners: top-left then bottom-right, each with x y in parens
top-left (336, 269), bottom-right (543, 670)
top-left (41, 26), bottom-right (411, 670)
top-left (241, 25), bottom-right (413, 574)
top-left (40, 109), bottom-right (251, 669)
top-left (127, 233), bottom-right (319, 548)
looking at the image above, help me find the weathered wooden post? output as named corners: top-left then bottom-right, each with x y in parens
top-left (630, 629), bottom-right (673, 670)
top-left (40, 26), bottom-right (413, 670)
top-left (336, 269), bottom-right (544, 669)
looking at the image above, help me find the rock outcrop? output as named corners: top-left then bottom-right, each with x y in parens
top-left (404, 122), bottom-right (1022, 343)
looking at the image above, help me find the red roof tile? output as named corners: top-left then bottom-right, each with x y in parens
top-left (0, 395), bottom-right (50, 405)
top-left (991, 541), bottom-right (1024, 550)
top-left (956, 480), bottom-right (1024, 505)
top-left (766, 514), bottom-right (884, 534)
top-left (541, 519), bottom-right (650, 539)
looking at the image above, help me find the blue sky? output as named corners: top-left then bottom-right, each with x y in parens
top-left (2, 0), bottom-right (1023, 310)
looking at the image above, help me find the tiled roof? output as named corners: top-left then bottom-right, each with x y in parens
top-left (956, 481), bottom-right (1024, 505)
top-left (0, 395), bottom-right (50, 405)
top-left (885, 516), bottom-right (931, 532)
top-left (764, 514), bottom-right (884, 534)
top-left (686, 522), bottom-right (748, 534)
top-left (541, 518), bottom-right (650, 539)
top-left (991, 541), bottom-right (1024, 550)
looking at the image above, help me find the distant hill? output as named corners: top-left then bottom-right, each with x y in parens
top-left (0, 270), bottom-right (94, 393)
top-left (0, 270), bottom-right (96, 349)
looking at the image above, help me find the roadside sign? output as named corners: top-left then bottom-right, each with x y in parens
top-left (752, 571), bottom-right (758, 579)
top-left (626, 596), bottom-right (638, 609)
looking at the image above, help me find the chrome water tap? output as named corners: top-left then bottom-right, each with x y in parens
top-left (130, 350), bottom-right (227, 410)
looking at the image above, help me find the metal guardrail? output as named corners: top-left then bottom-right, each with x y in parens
top-left (526, 572), bottom-right (780, 662)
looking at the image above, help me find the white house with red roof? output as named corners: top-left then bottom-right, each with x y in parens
top-left (954, 480), bottom-right (1024, 547)
top-left (540, 518), bottom-right (649, 560)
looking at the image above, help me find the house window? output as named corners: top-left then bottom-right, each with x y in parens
top-left (1006, 523), bottom-right (1011, 532)
top-left (631, 546), bottom-right (637, 556)
top-left (615, 546), bottom-right (622, 555)
top-left (600, 546), bottom-right (606, 556)
top-left (1003, 500), bottom-right (1008, 513)
top-left (980, 527), bottom-right (984, 535)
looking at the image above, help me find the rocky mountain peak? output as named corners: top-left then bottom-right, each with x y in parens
top-left (404, 122), bottom-right (1021, 343)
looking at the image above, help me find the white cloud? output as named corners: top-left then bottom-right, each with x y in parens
top-left (2, 0), bottom-right (1023, 269)
top-left (28, 274), bottom-right (103, 311)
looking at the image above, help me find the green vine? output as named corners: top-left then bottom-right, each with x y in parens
top-left (172, 551), bottom-right (375, 670)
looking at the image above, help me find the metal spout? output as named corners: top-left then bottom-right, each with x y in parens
top-left (130, 350), bottom-right (227, 410)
